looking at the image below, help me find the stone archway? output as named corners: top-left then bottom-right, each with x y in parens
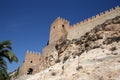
top-left (27, 68), bottom-right (33, 75)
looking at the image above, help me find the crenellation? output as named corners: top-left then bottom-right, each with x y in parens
top-left (52, 6), bottom-right (120, 37)
top-left (110, 8), bottom-right (114, 11)
top-left (29, 51), bottom-right (32, 54)
top-left (49, 6), bottom-right (120, 44)
top-left (19, 6), bottom-right (120, 76)
top-left (105, 10), bottom-right (109, 14)
top-left (95, 14), bottom-right (100, 18)
top-left (76, 22), bottom-right (80, 26)
top-left (26, 50), bottom-right (29, 53)
top-left (67, 6), bottom-right (120, 40)
top-left (91, 16), bottom-right (95, 20)
top-left (51, 16), bottom-right (70, 27)
top-left (80, 21), bottom-right (84, 24)
top-left (83, 19), bottom-right (87, 23)
top-left (72, 23), bottom-right (76, 27)
top-left (19, 50), bottom-right (42, 75)
top-left (33, 51), bottom-right (35, 54)
top-left (115, 6), bottom-right (120, 10)
top-left (87, 17), bottom-right (91, 22)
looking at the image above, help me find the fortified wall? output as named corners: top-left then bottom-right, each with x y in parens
top-left (19, 51), bottom-right (42, 76)
top-left (49, 17), bottom-right (70, 44)
top-left (43, 6), bottom-right (120, 66)
top-left (19, 6), bottom-right (120, 76)
top-left (67, 6), bottom-right (120, 40)
top-left (48, 6), bottom-right (120, 43)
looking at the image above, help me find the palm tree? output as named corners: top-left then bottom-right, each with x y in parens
top-left (0, 40), bottom-right (18, 80)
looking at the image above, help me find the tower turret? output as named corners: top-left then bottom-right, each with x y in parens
top-left (49, 17), bottom-right (70, 44)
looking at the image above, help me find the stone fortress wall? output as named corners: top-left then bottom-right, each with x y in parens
top-left (49, 17), bottom-right (70, 44)
top-left (19, 6), bottom-right (120, 76)
top-left (67, 6), bottom-right (120, 40)
top-left (19, 51), bottom-right (41, 75)
top-left (49, 6), bottom-right (120, 44)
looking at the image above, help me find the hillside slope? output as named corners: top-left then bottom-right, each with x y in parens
top-left (17, 16), bottom-right (120, 80)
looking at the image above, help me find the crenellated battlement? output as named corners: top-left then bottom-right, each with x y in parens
top-left (19, 6), bottom-right (120, 76)
top-left (25, 50), bottom-right (41, 62)
top-left (49, 6), bottom-right (120, 43)
top-left (67, 6), bottom-right (120, 40)
top-left (49, 16), bottom-right (70, 44)
top-left (51, 16), bottom-right (70, 26)
top-left (19, 50), bottom-right (42, 75)
top-left (70, 6), bottom-right (120, 28)
top-left (26, 50), bottom-right (41, 56)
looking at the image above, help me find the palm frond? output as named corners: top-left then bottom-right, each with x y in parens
top-left (0, 50), bottom-right (18, 63)
top-left (0, 40), bottom-right (12, 50)
top-left (0, 57), bottom-right (7, 69)
top-left (0, 69), bottom-right (10, 80)
top-left (0, 40), bottom-right (18, 80)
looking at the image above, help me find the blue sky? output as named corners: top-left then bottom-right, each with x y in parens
top-left (0, 0), bottom-right (120, 72)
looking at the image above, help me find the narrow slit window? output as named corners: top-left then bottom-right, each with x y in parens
top-left (62, 25), bottom-right (64, 28)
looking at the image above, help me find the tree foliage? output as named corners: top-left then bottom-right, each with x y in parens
top-left (0, 40), bottom-right (18, 80)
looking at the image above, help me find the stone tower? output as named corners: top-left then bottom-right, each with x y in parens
top-left (19, 51), bottom-right (41, 75)
top-left (49, 17), bottom-right (70, 44)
